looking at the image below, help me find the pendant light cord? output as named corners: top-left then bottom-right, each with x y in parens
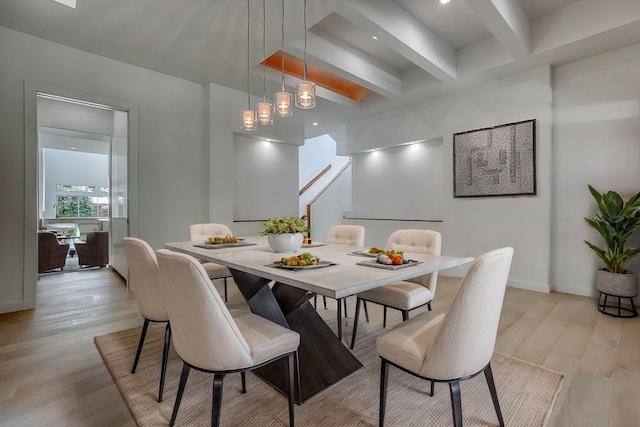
top-left (262, 0), bottom-right (267, 102)
top-left (281, 0), bottom-right (285, 90)
top-left (247, 0), bottom-right (251, 109)
top-left (303, 0), bottom-right (307, 81)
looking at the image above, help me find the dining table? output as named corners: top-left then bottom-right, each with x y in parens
top-left (164, 236), bottom-right (473, 403)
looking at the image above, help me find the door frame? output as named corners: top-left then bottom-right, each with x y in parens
top-left (24, 81), bottom-right (139, 306)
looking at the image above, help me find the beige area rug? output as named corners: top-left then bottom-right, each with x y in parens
top-left (95, 319), bottom-right (564, 426)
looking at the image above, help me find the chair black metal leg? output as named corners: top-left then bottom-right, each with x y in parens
top-left (449, 381), bottom-right (462, 427)
top-left (170, 363), bottom-right (191, 426)
top-left (323, 295), bottom-right (327, 309)
top-left (363, 300), bottom-right (370, 322)
top-left (294, 351), bottom-right (302, 404)
top-left (158, 322), bottom-right (171, 402)
top-left (212, 374), bottom-right (225, 427)
top-left (350, 298), bottom-right (362, 349)
top-left (287, 353), bottom-right (295, 427)
top-left (343, 298), bottom-right (348, 318)
top-left (223, 277), bottom-right (228, 302)
top-left (313, 294), bottom-right (317, 309)
top-left (383, 306), bottom-right (387, 328)
top-left (337, 298), bottom-right (343, 340)
top-left (402, 310), bottom-right (409, 321)
top-left (131, 318), bottom-right (149, 374)
top-left (427, 301), bottom-right (432, 311)
top-left (241, 372), bottom-right (246, 393)
top-left (484, 364), bottom-right (505, 427)
top-left (379, 359), bottom-right (389, 427)
top-left (430, 380), bottom-right (434, 397)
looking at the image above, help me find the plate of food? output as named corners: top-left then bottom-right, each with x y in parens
top-left (351, 247), bottom-right (384, 257)
top-left (355, 250), bottom-right (421, 270)
top-left (271, 252), bottom-right (336, 270)
top-left (193, 235), bottom-right (254, 249)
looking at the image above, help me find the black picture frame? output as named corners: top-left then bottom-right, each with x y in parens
top-left (453, 119), bottom-right (536, 198)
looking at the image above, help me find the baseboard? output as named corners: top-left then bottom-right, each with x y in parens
top-left (507, 279), bottom-right (550, 294)
top-left (552, 283), bottom-right (599, 298)
top-left (0, 300), bottom-right (33, 315)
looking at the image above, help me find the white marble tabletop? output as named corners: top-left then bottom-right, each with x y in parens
top-left (164, 237), bottom-right (473, 299)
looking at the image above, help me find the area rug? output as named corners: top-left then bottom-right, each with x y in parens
top-left (95, 319), bottom-right (564, 426)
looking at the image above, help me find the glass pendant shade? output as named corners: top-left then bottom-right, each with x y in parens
top-left (295, 80), bottom-right (316, 109)
top-left (242, 109), bottom-right (256, 131)
top-left (275, 91), bottom-right (293, 117)
top-left (257, 101), bottom-right (274, 125)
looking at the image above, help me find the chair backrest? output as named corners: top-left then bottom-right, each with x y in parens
top-left (420, 247), bottom-right (514, 380)
top-left (323, 225), bottom-right (365, 247)
top-left (385, 229), bottom-right (442, 291)
top-left (123, 237), bottom-right (168, 322)
top-left (156, 249), bottom-right (253, 371)
top-left (189, 223), bottom-right (233, 241)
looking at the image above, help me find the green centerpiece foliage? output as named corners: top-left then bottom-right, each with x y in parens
top-left (584, 185), bottom-right (640, 274)
top-left (260, 216), bottom-right (309, 236)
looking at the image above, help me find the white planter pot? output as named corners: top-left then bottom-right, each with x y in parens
top-left (267, 233), bottom-right (303, 253)
top-left (596, 269), bottom-right (638, 297)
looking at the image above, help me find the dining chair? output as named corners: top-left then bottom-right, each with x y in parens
top-left (315, 225), bottom-right (369, 338)
top-left (377, 247), bottom-right (513, 427)
top-left (156, 249), bottom-right (300, 427)
top-left (350, 229), bottom-right (441, 349)
top-left (189, 223), bottom-right (233, 302)
top-left (123, 237), bottom-right (171, 403)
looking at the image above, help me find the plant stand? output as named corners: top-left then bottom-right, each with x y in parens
top-left (597, 291), bottom-right (638, 318)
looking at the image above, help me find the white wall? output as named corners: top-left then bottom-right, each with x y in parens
top-left (552, 42), bottom-right (640, 298)
top-left (42, 148), bottom-right (109, 219)
top-left (0, 26), bottom-right (204, 313)
top-left (351, 140), bottom-right (443, 221)
top-left (346, 66), bottom-right (553, 291)
top-left (38, 97), bottom-right (113, 135)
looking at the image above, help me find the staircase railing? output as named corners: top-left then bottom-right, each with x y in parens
top-left (305, 159), bottom-right (352, 234)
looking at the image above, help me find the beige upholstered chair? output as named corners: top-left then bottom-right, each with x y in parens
top-left (377, 247), bottom-right (513, 427)
top-left (314, 225), bottom-right (367, 337)
top-left (350, 229), bottom-right (441, 349)
top-left (123, 237), bottom-right (171, 403)
top-left (156, 249), bottom-right (300, 427)
top-left (188, 223), bottom-right (233, 301)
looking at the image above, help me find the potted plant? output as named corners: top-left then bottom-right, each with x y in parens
top-left (260, 216), bottom-right (309, 253)
top-left (584, 185), bottom-right (640, 316)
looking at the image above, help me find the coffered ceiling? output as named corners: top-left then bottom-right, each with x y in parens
top-left (1, 0), bottom-right (639, 138)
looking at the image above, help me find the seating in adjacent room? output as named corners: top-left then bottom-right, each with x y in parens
top-left (75, 231), bottom-right (109, 268)
top-left (156, 249), bottom-right (300, 427)
top-left (351, 229), bottom-right (441, 349)
top-left (38, 230), bottom-right (69, 273)
top-left (189, 223), bottom-right (233, 302)
top-left (376, 247), bottom-right (514, 427)
top-left (315, 225), bottom-right (368, 339)
top-left (123, 237), bottom-right (171, 403)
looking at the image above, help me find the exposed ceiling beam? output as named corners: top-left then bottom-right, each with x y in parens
top-left (338, 0), bottom-right (457, 83)
top-left (465, 0), bottom-right (531, 60)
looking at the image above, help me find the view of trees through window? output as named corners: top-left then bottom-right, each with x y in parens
top-left (55, 185), bottom-right (109, 218)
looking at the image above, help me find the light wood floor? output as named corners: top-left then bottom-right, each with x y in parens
top-left (0, 269), bottom-right (638, 426)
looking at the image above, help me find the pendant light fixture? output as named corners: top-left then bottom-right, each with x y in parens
top-left (274, 0), bottom-right (293, 117)
top-left (295, 0), bottom-right (316, 109)
top-left (241, 0), bottom-right (256, 131)
top-left (257, 0), bottom-right (274, 125)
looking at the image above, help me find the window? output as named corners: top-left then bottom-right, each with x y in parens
top-left (55, 185), bottom-right (109, 218)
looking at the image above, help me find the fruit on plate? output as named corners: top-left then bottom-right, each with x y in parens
top-left (376, 250), bottom-right (404, 265)
top-left (280, 252), bottom-right (319, 267)
top-left (368, 247), bottom-right (384, 254)
top-left (207, 234), bottom-right (238, 244)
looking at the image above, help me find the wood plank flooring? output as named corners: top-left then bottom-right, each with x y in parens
top-left (0, 270), bottom-right (638, 426)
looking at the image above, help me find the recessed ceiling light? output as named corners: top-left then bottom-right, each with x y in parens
top-left (313, 122), bottom-right (318, 126)
top-left (440, 0), bottom-right (450, 4)
top-left (372, 36), bottom-right (378, 40)
top-left (55, 0), bottom-right (77, 8)
top-left (70, 147), bottom-right (77, 150)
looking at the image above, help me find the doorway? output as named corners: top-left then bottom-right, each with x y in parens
top-left (35, 93), bottom-right (130, 280)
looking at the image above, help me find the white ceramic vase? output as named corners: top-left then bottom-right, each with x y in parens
top-left (267, 233), bottom-right (303, 253)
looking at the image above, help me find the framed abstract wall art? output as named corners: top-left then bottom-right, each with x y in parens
top-left (453, 119), bottom-right (536, 198)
